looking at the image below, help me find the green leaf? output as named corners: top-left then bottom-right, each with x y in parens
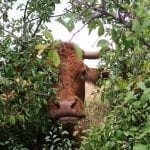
top-left (125, 91), bottom-right (136, 101)
top-left (43, 30), bottom-right (54, 41)
top-left (9, 115), bottom-right (16, 125)
top-left (48, 50), bottom-right (61, 67)
top-left (117, 81), bottom-right (128, 90)
top-left (138, 81), bottom-right (146, 90)
top-left (16, 115), bottom-right (25, 123)
top-left (98, 21), bottom-right (104, 36)
top-left (140, 89), bottom-right (150, 102)
top-left (133, 144), bottom-right (148, 150)
top-left (132, 19), bottom-right (141, 37)
top-left (35, 44), bottom-right (48, 50)
top-left (97, 39), bottom-right (109, 47)
top-left (88, 20), bottom-right (104, 35)
top-left (2, 11), bottom-right (8, 22)
top-left (67, 20), bottom-right (75, 32)
top-left (35, 44), bottom-right (48, 55)
top-left (88, 22), bottom-right (96, 35)
top-left (74, 44), bottom-right (83, 60)
top-left (5, 64), bottom-right (14, 77)
top-left (111, 28), bottom-right (118, 42)
top-left (57, 17), bottom-right (74, 32)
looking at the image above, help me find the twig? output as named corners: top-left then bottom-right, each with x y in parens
top-left (69, 23), bottom-right (87, 41)
top-left (90, 5), bottom-right (150, 48)
top-left (50, 12), bottom-right (68, 18)
top-left (2, 28), bottom-right (25, 47)
top-left (69, 16), bottom-right (93, 41)
top-left (32, 19), bottom-right (42, 38)
top-left (22, 0), bottom-right (29, 41)
top-left (26, 17), bottom-right (39, 24)
top-left (26, 12), bottom-right (68, 24)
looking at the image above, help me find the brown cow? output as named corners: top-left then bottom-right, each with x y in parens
top-left (47, 42), bottom-right (109, 135)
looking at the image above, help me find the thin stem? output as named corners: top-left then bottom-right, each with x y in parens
top-left (32, 19), bottom-right (42, 37)
top-left (22, 0), bottom-right (29, 41)
top-left (69, 16), bottom-right (93, 41)
top-left (2, 28), bottom-right (25, 47)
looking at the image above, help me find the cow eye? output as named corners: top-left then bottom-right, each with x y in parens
top-left (80, 70), bottom-right (87, 80)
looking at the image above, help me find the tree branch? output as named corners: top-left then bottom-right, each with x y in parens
top-left (69, 23), bottom-right (87, 41)
top-left (32, 19), bottom-right (42, 38)
top-left (69, 15), bottom-right (94, 41)
top-left (22, 0), bottom-right (29, 41)
top-left (90, 6), bottom-right (150, 48)
top-left (50, 12), bottom-right (68, 18)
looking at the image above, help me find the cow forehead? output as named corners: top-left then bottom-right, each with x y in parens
top-left (59, 61), bottom-right (86, 80)
top-left (56, 42), bottom-right (87, 91)
top-left (58, 42), bottom-right (83, 61)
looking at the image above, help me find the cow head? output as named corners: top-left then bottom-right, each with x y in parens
top-left (48, 42), bottom-right (109, 125)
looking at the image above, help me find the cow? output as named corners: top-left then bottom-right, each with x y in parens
top-left (47, 42), bottom-right (109, 130)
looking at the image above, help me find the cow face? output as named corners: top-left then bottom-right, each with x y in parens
top-left (48, 42), bottom-right (108, 125)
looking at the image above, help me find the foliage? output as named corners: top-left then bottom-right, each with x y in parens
top-left (42, 125), bottom-right (72, 150)
top-left (0, 0), bottom-right (72, 149)
top-left (57, 0), bottom-right (150, 149)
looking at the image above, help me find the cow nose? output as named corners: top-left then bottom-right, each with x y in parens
top-left (48, 97), bottom-right (85, 122)
top-left (57, 99), bottom-right (77, 110)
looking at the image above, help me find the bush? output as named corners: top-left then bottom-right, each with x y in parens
top-left (0, 1), bottom-right (73, 149)
top-left (80, 77), bottom-right (150, 149)
top-left (0, 38), bottom-right (72, 149)
top-left (64, 0), bottom-right (150, 149)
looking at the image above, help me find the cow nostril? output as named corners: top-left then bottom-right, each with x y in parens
top-left (56, 102), bottom-right (60, 108)
top-left (71, 98), bottom-right (77, 109)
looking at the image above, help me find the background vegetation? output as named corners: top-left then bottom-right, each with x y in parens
top-left (61, 0), bottom-right (149, 149)
top-left (0, 0), bottom-right (149, 149)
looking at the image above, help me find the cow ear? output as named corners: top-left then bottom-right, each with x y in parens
top-left (86, 67), bottom-right (109, 83)
top-left (85, 68), bottom-right (99, 83)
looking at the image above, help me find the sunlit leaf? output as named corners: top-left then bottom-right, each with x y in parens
top-left (35, 44), bottom-right (48, 55)
top-left (125, 91), bottom-right (136, 101)
top-left (132, 19), bottom-right (141, 37)
top-left (138, 81), bottom-right (146, 90)
top-left (133, 144), bottom-right (148, 150)
top-left (48, 50), bottom-right (61, 67)
top-left (43, 30), bottom-right (54, 41)
top-left (74, 44), bottom-right (83, 60)
top-left (35, 44), bottom-right (48, 50)
top-left (140, 89), bottom-right (150, 102)
top-left (9, 115), bottom-right (16, 125)
top-left (16, 115), bottom-right (25, 123)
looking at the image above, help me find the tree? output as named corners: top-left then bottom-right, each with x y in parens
top-left (56, 0), bottom-right (150, 149)
top-left (0, 0), bottom-right (149, 149)
top-left (0, 0), bottom-right (72, 149)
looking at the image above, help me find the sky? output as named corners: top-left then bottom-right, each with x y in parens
top-left (8, 0), bottom-right (101, 68)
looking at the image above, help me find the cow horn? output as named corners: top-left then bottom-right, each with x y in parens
top-left (83, 51), bottom-right (100, 59)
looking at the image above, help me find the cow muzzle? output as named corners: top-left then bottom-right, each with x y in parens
top-left (48, 98), bottom-right (85, 124)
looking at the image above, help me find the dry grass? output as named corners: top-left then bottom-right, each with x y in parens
top-left (84, 82), bottom-right (108, 125)
top-left (73, 82), bottom-right (109, 141)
